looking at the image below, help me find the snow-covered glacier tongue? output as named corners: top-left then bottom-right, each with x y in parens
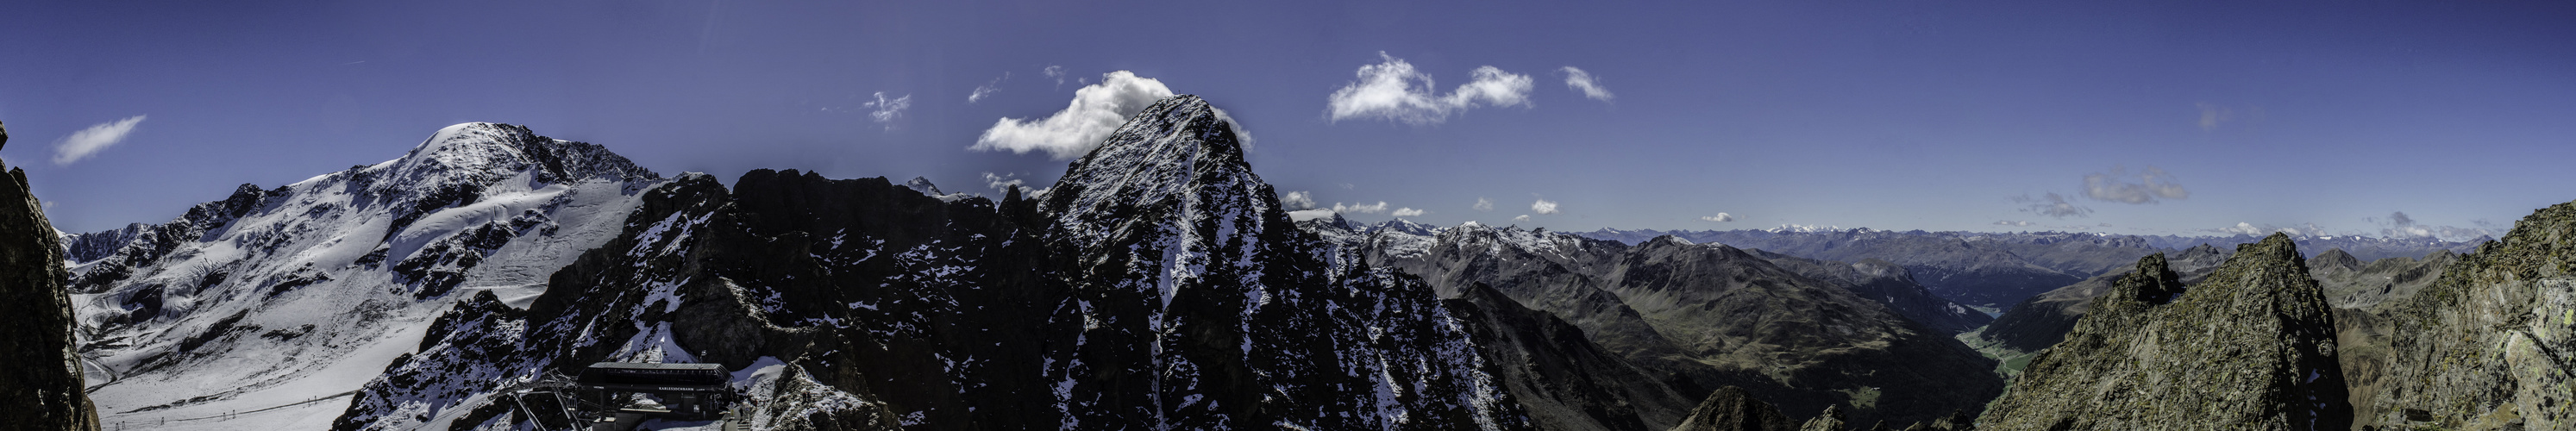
top-left (64, 122), bottom-right (662, 430)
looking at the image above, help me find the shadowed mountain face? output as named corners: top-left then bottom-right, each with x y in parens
top-left (1742, 250), bottom-right (1992, 334)
top-left (1357, 229), bottom-right (2003, 426)
top-left (1981, 235), bottom-right (2351, 430)
top-left (333, 96), bottom-right (1731, 430)
top-left (2362, 201), bottom-right (2576, 429)
top-left (0, 127), bottom-right (103, 430)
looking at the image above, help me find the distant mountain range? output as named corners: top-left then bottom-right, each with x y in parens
top-left (1578, 228), bottom-right (2486, 309)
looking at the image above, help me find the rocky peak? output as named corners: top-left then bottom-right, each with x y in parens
top-left (61, 222), bottom-right (148, 264)
top-left (900, 176), bottom-right (943, 196)
top-left (385, 122), bottom-right (658, 196)
top-left (2111, 253), bottom-right (2185, 306)
top-left (1797, 406), bottom-right (1849, 431)
top-left (1039, 95), bottom-right (1267, 248)
top-left (1981, 233), bottom-right (2350, 429)
top-left (2310, 247), bottom-right (2361, 272)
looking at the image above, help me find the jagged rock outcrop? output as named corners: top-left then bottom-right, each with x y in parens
top-left (2363, 201), bottom-right (2576, 429)
top-left (0, 123), bottom-right (104, 430)
top-left (1797, 405), bottom-right (1848, 431)
top-left (1669, 386), bottom-right (1796, 431)
top-left (1976, 244), bottom-right (2230, 353)
top-left (1980, 234), bottom-right (2350, 429)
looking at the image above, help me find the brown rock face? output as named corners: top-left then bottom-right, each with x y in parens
top-left (0, 147), bottom-right (104, 430)
top-left (1978, 234), bottom-right (2350, 430)
top-left (2365, 200), bottom-right (2576, 429)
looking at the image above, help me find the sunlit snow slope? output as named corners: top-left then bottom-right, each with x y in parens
top-left (63, 123), bottom-right (661, 430)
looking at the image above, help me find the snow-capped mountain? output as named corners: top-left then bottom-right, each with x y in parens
top-left (337, 95), bottom-right (1714, 430)
top-left (64, 122), bottom-right (662, 429)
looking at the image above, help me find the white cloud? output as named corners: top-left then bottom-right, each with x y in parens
top-left (970, 71), bottom-right (1173, 159)
top-left (2221, 222), bottom-right (2269, 235)
top-left (2212, 222), bottom-right (2310, 236)
top-left (864, 92), bottom-right (911, 128)
top-left (1287, 209), bottom-right (1337, 222)
top-left (1701, 213), bottom-right (1735, 222)
top-left (1044, 66), bottom-right (1067, 88)
top-left (2196, 103), bottom-right (2261, 131)
top-left (1333, 201), bottom-right (1389, 214)
top-left (968, 72), bottom-right (1009, 103)
top-left (2374, 211), bottom-right (2495, 240)
top-left (2082, 166), bottom-right (2189, 204)
top-left (1530, 199), bottom-right (1559, 215)
top-left (53, 115), bottom-right (146, 166)
top-left (1473, 197), bottom-right (1494, 211)
top-left (981, 172), bottom-right (1044, 196)
top-left (2014, 192), bottom-right (2093, 218)
top-left (1280, 191), bottom-right (1317, 210)
top-left (1392, 208), bottom-right (1427, 217)
top-left (972, 71), bottom-right (1254, 159)
top-left (1560, 66), bottom-right (1614, 102)
top-left (1326, 53), bottom-right (1533, 125)
top-left (1994, 220), bottom-right (2035, 227)
top-left (1513, 215), bottom-right (1531, 222)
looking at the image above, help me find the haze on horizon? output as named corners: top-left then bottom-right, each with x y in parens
top-left (4, 0), bottom-right (2571, 240)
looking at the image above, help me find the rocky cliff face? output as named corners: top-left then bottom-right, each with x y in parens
top-left (1980, 234), bottom-right (2349, 429)
top-left (0, 122), bottom-right (103, 431)
top-left (2298, 247), bottom-right (2457, 422)
top-left (2363, 201), bottom-right (2576, 429)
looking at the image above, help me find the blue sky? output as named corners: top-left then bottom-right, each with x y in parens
top-left (6, 0), bottom-right (2572, 239)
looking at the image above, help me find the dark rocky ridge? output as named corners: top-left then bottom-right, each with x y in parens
top-left (1980, 234), bottom-right (2350, 429)
top-left (345, 96), bottom-right (1727, 429)
top-left (0, 122), bottom-right (104, 430)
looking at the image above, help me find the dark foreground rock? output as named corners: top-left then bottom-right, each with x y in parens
top-left (0, 123), bottom-right (104, 431)
top-left (1980, 234), bottom-right (2350, 430)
